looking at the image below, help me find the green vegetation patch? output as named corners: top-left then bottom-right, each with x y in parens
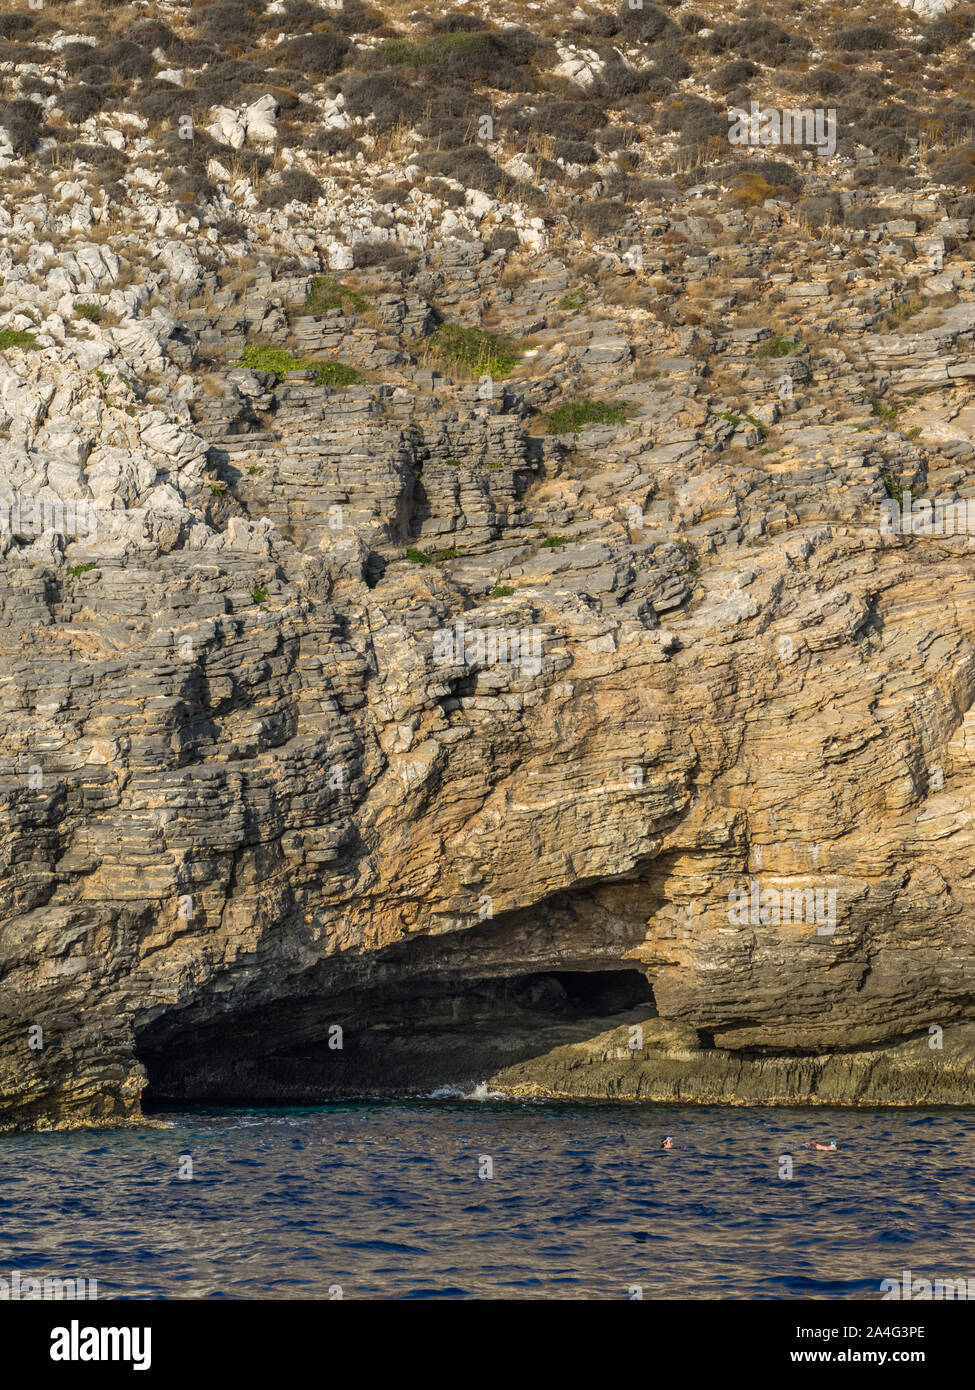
top-left (675, 537), bottom-right (700, 575)
top-left (717, 409), bottom-right (766, 439)
top-left (314, 360), bottom-right (363, 387)
top-left (750, 336), bottom-right (797, 359)
top-left (406, 545), bottom-right (458, 564)
top-left (237, 344), bottom-right (362, 387)
top-left (379, 31), bottom-right (493, 68)
top-left (0, 329), bottom-right (39, 350)
top-left (74, 302), bottom-right (102, 323)
top-left (427, 324), bottom-right (521, 379)
top-left (545, 399), bottom-right (633, 434)
top-left (882, 472), bottom-right (904, 504)
top-left (304, 275), bottom-right (368, 316)
top-left (66, 562), bottom-right (97, 583)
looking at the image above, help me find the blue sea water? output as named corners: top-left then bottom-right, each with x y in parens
top-left (2, 1103), bottom-right (974, 1300)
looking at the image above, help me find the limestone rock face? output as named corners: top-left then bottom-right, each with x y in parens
top-left (895, 0), bottom-right (955, 17)
top-left (5, 0), bottom-right (975, 1126)
top-left (4, 300), bottom-right (975, 1124)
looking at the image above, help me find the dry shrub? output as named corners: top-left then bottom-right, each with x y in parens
top-left (726, 172), bottom-right (777, 207)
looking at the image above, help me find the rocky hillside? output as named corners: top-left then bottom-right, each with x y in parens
top-left (4, 0), bottom-right (975, 1128)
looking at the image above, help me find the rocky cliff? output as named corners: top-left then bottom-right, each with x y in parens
top-left (3, 0), bottom-right (975, 1129)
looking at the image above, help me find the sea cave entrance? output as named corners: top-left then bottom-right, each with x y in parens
top-left (136, 967), bottom-right (655, 1107)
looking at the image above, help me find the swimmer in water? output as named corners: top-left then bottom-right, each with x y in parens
top-left (661, 1135), bottom-right (674, 1149)
top-left (804, 1139), bottom-right (838, 1151)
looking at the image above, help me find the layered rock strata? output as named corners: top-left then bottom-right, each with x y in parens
top-left (4, 0), bottom-right (975, 1126)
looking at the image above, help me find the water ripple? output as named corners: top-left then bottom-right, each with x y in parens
top-left (2, 1103), bottom-right (975, 1298)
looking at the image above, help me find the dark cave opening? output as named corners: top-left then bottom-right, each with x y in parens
top-left (137, 967), bottom-right (656, 1107)
top-left (546, 969), bottom-right (652, 1014)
